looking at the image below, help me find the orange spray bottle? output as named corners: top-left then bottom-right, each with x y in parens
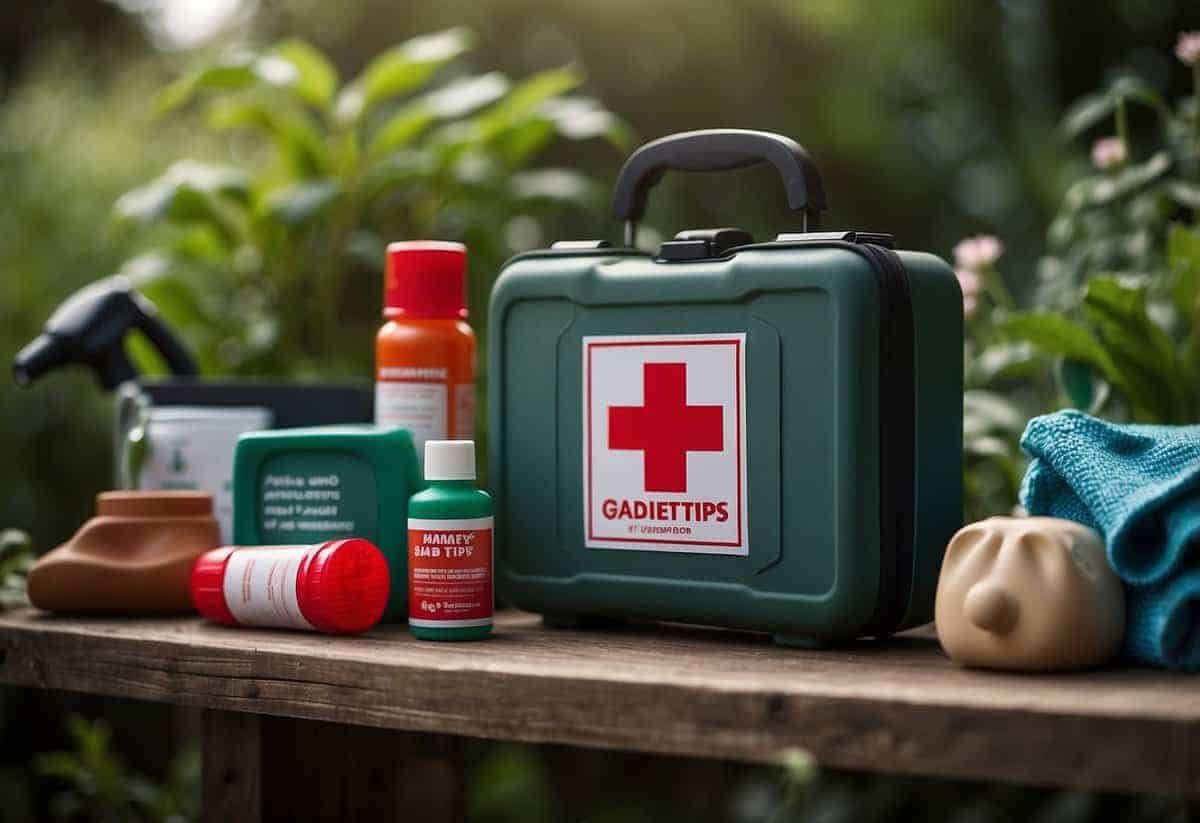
top-left (375, 242), bottom-right (476, 458)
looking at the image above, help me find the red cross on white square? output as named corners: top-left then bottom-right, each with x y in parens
top-left (584, 333), bottom-right (747, 555)
top-left (608, 362), bottom-right (723, 493)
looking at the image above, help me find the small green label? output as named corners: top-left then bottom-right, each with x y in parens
top-left (257, 452), bottom-right (377, 543)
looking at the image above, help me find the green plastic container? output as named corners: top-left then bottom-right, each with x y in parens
top-left (232, 425), bottom-right (423, 621)
top-left (408, 440), bottom-right (494, 641)
top-left (488, 130), bottom-right (963, 646)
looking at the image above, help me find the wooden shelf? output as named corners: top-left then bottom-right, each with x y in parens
top-left (1, 608), bottom-right (1196, 797)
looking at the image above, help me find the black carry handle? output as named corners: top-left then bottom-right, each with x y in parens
top-left (611, 129), bottom-right (828, 247)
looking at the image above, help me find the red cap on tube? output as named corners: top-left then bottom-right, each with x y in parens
top-left (296, 539), bottom-right (390, 634)
top-left (384, 240), bottom-right (467, 319)
top-left (191, 547), bottom-right (238, 626)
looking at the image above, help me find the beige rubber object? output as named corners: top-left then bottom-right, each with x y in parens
top-left (27, 491), bottom-right (219, 614)
top-left (935, 516), bottom-right (1125, 671)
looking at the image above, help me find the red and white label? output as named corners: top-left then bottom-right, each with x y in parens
top-left (408, 517), bottom-right (494, 628)
top-left (222, 545), bottom-right (316, 630)
top-left (583, 333), bottom-right (747, 554)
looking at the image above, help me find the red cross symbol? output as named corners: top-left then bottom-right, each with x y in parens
top-left (608, 362), bottom-right (724, 492)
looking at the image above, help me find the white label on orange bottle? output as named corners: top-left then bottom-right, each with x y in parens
top-left (375, 381), bottom-right (447, 454)
top-left (222, 546), bottom-right (315, 629)
top-left (454, 384), bottom-right (476, 440)
top-left (408, 516), bottom-right (493, 628)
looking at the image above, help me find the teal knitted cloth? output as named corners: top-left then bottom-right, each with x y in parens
top-left (1019, 410), bottom-right (1200, 670)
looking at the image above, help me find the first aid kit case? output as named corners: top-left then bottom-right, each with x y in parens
top-left (488, 129), bottom-right (963, 645)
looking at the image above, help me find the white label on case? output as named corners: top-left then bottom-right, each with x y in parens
top-left (583, 333), bottom-right (748, 555)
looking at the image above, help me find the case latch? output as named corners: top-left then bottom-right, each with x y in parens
top-left (658, 227), bottom-right (754, 261)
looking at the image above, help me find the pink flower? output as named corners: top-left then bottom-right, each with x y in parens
top-left (1176, 31), bottom-right (1200, 66)
top-left (953, 235), bottom-right (1004, 271)
top-left (955, 268), bottom-right (981, 297)
top-left (956, 269), bottom-right (981, 318)
top-left (1091, 136), bottom-right (1126, 170)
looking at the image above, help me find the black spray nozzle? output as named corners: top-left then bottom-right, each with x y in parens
top-left (13, 276), bottom-right (197, 391)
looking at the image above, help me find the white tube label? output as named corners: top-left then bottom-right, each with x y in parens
top-left (222, 546), bottom-right (316, 629)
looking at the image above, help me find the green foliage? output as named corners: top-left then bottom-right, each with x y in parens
top-left (1004, 67), bottom-right (1200, 423)
top-left (36, 715), bottom-right (199, 823)
top-left (468, 745), bottom-right (554, 823)
top-left (961, 40), bottom-right (1200, 519)
top-left (116, 31), bottom-right (628, 379)
top-left (0, 43), bottom-right (206, 553)
top-left (0, 530), bottom-right (33, 610)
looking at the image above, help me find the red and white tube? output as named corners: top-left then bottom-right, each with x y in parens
top-left (191, 539), bottom-right (389, 634)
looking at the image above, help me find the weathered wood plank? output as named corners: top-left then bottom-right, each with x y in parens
top-left (259, 718), bottom-right (462, 822)
top-left (1, 609), bottom-right (1197, 797)
top-left (202, 710), bottom-right (261, 823)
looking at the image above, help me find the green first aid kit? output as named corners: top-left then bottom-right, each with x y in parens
top-left (232, 425), bottom-right (423, 621)
top-left (488, 129), bottom-right (963, 646)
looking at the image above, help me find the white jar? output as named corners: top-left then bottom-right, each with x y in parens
top-left (124, 405), bottom-right (271, 543)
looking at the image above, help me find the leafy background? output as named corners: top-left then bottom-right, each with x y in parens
top-left (1, 0), bottom-right (1199, 821)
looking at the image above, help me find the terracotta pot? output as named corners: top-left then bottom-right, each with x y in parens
top-left (27, 491), bottom-right (220, 614)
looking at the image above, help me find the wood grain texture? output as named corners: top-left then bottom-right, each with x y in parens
top-left (202, 710), bottom-right (261, 823)
top-left (259, 717), bottom-right (462, 822)
top-left (1, 609), bottom-right (1197, 797)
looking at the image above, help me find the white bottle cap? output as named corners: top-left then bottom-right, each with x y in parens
top-left (424, 440), bottom-right (476, 481)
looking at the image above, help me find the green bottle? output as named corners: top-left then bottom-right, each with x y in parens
top-left (407, 440), bottom-right (493, 641)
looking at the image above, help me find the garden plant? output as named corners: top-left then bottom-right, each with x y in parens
top-left (961, 31), bottom-right (1200, 521)
top-left (3, 11), bottom-right (1199, 823)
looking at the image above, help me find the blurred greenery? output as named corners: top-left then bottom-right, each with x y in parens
top-left (2, 0), bottom-right (1200, 820)
top-left (34, 716), bottom-right (199, 823)
top-left (0, 529), bottom-right (33, 611)
top-left (19, 726), bottom-right (1197, 823)
top-left (113, 28), bottom-right (626, 379)
top-left (961, 51), bottom-right (1200, 518)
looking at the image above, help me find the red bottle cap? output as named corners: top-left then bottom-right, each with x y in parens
top-left (384, 241), bottom-right (467, 319)
top-left (191, 547), bottom-right (238, 626)
top-left (296, 539), bottom-right (390, 634)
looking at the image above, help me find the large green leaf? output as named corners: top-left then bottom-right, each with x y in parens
top-left (963, 389), bottom-right (1027, 433)
top-left (1083, 277), bottom-right (1176, 368)
top-left (1167, 181), bottom-right (1200, 210)
top-left (1060, 92), bottom-right (1114, 140)
top-left (966, 341), bottom-right (1039, 385)
top-left (1060, 74), bottom-right (1169, 138)
top-left (261, 179), bottom-right (343, 225)
top-left (157, 52), bottom-right (299, 114)
top-left (472, 66), bottom-right (584, 142)
top-left (539, 96), bottom-right (634, 148)
top-left (359, 150), bottom-right (435, 200)
top-left (271, 39), bottom-right (339, 110)
top-left (1067, 152), bottom-right (1172, 210)
top-left (423, 72), bottom-right (512, 119)
top-left (114, 161), bottom-right (251, 243)
top-left (366, 72), bottom-right (513, 159)
top-left (496, 119), bottom-right (557, 167)
top-left (1056, 357), bottom-right (1109, 413)
top-left (1168, 223), bottom-right (1200, 330)
top-left (1001, 312), bottom-right (1119, 377)
top-left (366, 109), bottom-right (437, 158)
top-left (1082, 276), bottom-right (1190, 419)
top-left (207, 94), bottom-right (330, 177)
top-left (335, 28), bottom-right (474, 125)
